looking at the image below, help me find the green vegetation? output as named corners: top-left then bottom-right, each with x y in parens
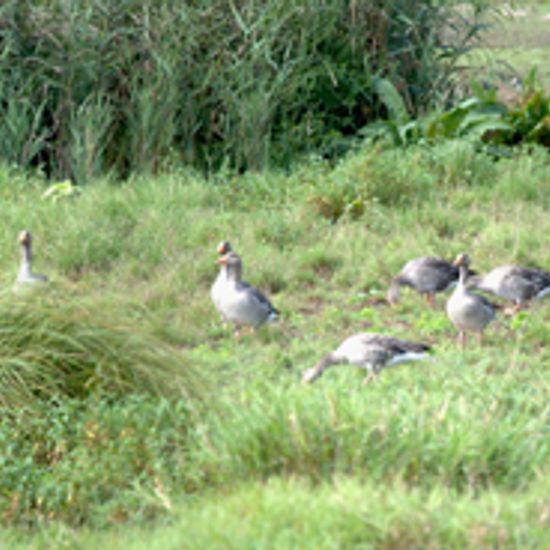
top-left (0, 0), bottom-right (488, 178)
top-left (1, 1), bottom-right (549, 548)
top-left (468, 2), bottom-right (550, 94)
top-left (363, 75), bottom-right (550, 150)
top-left (0, 138), bottom-right (549, 546)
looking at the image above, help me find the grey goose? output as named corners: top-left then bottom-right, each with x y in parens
top-left (446, 253), bottom-right (496, 347)
top-left (468, 265), bottom-right (550, 314)
top-left (214, 250), bottom-right (278, 338)
top-left (16, 230), bottom-right (48, 287)
top-left (387, 256), bottom-right (462, 307)
top-left (302, 332), bottom-right (431, 384)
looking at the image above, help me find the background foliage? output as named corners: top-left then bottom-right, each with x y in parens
top-left (0, 0), bottom-right (488, 179)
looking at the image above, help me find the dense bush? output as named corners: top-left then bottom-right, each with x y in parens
top-left (0, 0), bottom-right (488, 179)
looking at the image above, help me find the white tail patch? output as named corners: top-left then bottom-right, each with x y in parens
top-left (535, 286), bottom-right (550, 300)
top-left (267, 311), bottom-right (279, 323)
top-left (388, 352), bottom-right (430, 367)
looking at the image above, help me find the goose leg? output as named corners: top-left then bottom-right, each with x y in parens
top-left (477, 331), bottom-right (484, 346)
top-left (234, 325), bottom-right (242, 341)
top-left (426, 293), bottom-right (435, 308)
top-left (362, 370), bottom-right (378, 385)
top-left (458, 330), bottom-right (466, 348)
top-left (506, 301), bottom-right (525, 317)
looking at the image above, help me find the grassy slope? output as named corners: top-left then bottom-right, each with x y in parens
top-left (1, 140), bottom-right (549, 548)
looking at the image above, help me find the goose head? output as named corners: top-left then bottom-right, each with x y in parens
top-left (217, 241), bottom-right (232, 255)
top-left (452, 252), bottom-right (470, 268)
top-left (19, 230), bottom-right (32, 248)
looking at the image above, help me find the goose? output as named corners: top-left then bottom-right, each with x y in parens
top-left (302, 332), bottom-right (431, 384)
top-left (387, 256), bottom-right (463, 307)
top-left (214, 250), bottom-right (279, 338)
top-left (210, 240), bottom-right (233, 324)
top-left (468, 265), bottom-right (550, 314)
top-left (446, 253), bottom-right (496, 347)
top-left (16, 230), bottom-right (48, 287)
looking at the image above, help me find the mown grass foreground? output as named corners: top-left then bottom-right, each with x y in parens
top-left (0, 141), bottom-right (549, 548)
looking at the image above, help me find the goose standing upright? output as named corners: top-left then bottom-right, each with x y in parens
top-left (214, 250), bottom-right (279, 339)
top-left (469, 265), bottom-right (550, 314)
top-left (16, 230), bottom-right (48, 287)
top-left (302, 332), bottom-right (431, 384)
top-left (210, 240), bottom-right (232, 324)
top-left (446, 253), bottom-right (496, 347)
top-left (387, 256), bottom-right (462, 307)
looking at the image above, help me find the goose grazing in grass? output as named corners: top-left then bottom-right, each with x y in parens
top-left (215, 250), bottom-right (279, 339)
top-left (387, 256), bottom-right (463, 307)
top-left (302, 332), bottom-right (431, 384)
top-left (211, 240), bottom-right (233, 324)
top-left (16, 230), bottom-right (48, 287)
top-left (468, 265), bottom-right (550, 314)
top-left (446, 253), bottom-right (496, 347)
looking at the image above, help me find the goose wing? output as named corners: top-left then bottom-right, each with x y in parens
top-left (238, 281), bottom-right (279, 315)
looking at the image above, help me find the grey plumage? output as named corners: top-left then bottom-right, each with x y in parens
top-left (15, 230), bottom-right (48, 287)
top-left (387, 256), bottom-right (462, 307)
top-left (213, 250), bottom-right (278, 337)
top-left (469, 265), bottom-right (550, 310)
top-left (446, 253), bottom-right (496, 346)
top-left (302, 332), bottom-right (431, 384)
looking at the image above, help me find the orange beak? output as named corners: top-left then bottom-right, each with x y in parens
top-left (217, 241), bottom-right (230, 254)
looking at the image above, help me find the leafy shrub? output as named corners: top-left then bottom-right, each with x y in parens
top-left (363, 71), bottom-right (550, 151)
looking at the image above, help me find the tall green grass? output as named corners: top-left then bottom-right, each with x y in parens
top-left (0, 0), bottom-right (489, 178)
top-left (0, 294), bottom-right (203, 411)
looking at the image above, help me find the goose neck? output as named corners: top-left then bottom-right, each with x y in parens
top-left (225, 262), bottom-right (241, 282)
top-left (21, 243), bottom-right (32, 265)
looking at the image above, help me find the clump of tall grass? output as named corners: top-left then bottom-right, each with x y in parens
top-left (0, 292), bottom-right (203, 411)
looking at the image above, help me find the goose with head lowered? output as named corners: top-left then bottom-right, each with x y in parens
top-left (302, 332), bottom-right (431, 385)
top-left (468, 264), bottom-right (550, 315)
top-left (446, 253), bottom-right (496, 347)
top-left (214, 250), bottom-right (279, 339)
top-left (387, 256), bottom-right (465, 308)
top-left (15, 230), bottom-right (48, 288)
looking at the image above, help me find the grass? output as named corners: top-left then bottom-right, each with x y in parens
top-left (0, 139), bottom-right (549, 546)
top-left (466, 1), bottom-right (550, 95)
top-left (5, 478), bottom-right (550, 549)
